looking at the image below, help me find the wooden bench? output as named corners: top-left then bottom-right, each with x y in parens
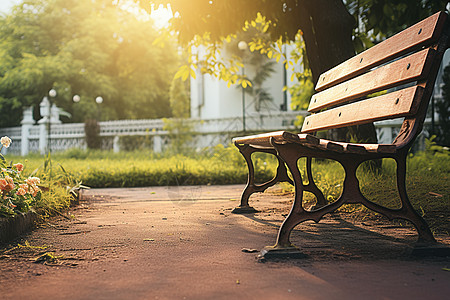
top-left (232, 11), bottom-right (450, 256)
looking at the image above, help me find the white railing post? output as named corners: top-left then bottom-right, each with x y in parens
top-left (153, 135), bottom-right (162, 153)
top-left (37, 121), bottom-right (48, 154)
top-left (113, 136), bottom-right (120, 153)
top-left (38, 97), bottom-right (50, 154)
top-left (20, 106), bottom-right (35, 156)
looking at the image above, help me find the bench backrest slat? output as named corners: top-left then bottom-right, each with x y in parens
top-left (308, 48), bottom-right (434, 113)
top-left (315, 11), bottom-right (447, 91)
top-left (301, 11), bottom-right (449, 146)
top-left (302, 86), bottom-right (423, 133)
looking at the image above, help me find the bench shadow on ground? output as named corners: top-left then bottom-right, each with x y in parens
top-left (239, 211), bottom-right (426, 260)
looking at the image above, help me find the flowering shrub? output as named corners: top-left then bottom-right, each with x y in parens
top-left (0, 136), bottom-right (41, 216)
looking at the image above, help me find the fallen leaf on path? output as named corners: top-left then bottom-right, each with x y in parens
top-left (59, 231), bottom-right (91, 235)
top-left (428, 192), bottom-right (443, 197)
top-left (143, 238), bottom-right (155, 242)
top-left (241, 248), bottom-right (259, 253)
top-left (34, 252), bottom-right (63, 265)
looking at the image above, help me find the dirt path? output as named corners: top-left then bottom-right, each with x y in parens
top-left (0, 185), bottom-right (449, 300)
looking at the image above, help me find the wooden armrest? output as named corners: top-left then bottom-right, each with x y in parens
top-left (232, 131), bottom-right (319, 148)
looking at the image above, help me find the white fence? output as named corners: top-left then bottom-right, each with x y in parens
top-left (0, 108), bottom-right (306, 155)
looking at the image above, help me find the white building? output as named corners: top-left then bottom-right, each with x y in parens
top-left (190, 44), bottom-right (301, 123)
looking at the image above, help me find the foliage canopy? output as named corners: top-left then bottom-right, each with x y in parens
top-left (139, 0), bottom-right (448, 81)
top-left (0, 0), bottom-right (179, 127)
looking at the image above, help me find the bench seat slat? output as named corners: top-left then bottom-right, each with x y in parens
top-left (302, 86), bottom-right (423, 133)
top-left (315, 11), bottom-right (446, 91)
top-left (308, 49), bottom-right (433, 113)
top-left (290, 138), bottom-right (396, 154)
top-left (329, 141), bottom-right (396, 154)
top-left (308, 140), bottom-right (396, 154)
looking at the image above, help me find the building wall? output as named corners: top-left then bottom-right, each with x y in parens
top-left (436, 50), bottom-right (450, 88)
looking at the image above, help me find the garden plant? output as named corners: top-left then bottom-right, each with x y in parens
top-left (0, 136), bottom-right (75, 218)
top-left (0, 136), bottom-right (42, 217)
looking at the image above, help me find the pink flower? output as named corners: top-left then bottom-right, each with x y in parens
top-left (16, 188), bottom-right (27, 196)
top-left (5, 176), bottom-right (13, 184)
top-left (26, 177), bottom-right (40, 186)
top-left (31, 186), bottom-right (40, 197)
top-left (14, 163), bottom-right (24, 172)
top-left (1, 136), bottom-right (11, 148)
top-left (0, 178), bottom-right (7, 190)
top-left (3, 176), bottom-right (15, 192)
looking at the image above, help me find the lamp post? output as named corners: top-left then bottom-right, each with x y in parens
top-left (47, 88), bottom-right (57, 153)
top-left (95, 96), bottom-right (103, 121)
top-left (238, 40), bottom-right (247, 133)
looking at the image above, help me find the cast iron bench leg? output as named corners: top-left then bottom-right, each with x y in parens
top-left (357, 153), bottom-right (436, 244)
top-left (394, 154), bottom-right (436, 244)
top-left (261, 142), bottom-right (343, 257)
top-left (233, 143), bottom-right (293, 214)
top-left (303, 157), bottom-right (327, 208)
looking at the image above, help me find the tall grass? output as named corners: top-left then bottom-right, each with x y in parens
top-left (10, 145), bottom-right (276, 188)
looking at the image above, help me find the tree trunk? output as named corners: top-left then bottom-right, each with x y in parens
top-left (297, 0), bottom-right (355, 85)
top-left (296, 0), bottom-right (378, 145)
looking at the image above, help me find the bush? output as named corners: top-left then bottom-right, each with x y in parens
top-left (119, 135), bottom-right (153, 151)
top-left (84, 119), bottom-right (101, 149)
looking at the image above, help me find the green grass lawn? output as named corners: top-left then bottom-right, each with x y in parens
top-left (13, 146), bottom-right (272, 188)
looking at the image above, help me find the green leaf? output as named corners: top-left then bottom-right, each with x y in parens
top-left (189, 67), bottom-right (196, 80)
